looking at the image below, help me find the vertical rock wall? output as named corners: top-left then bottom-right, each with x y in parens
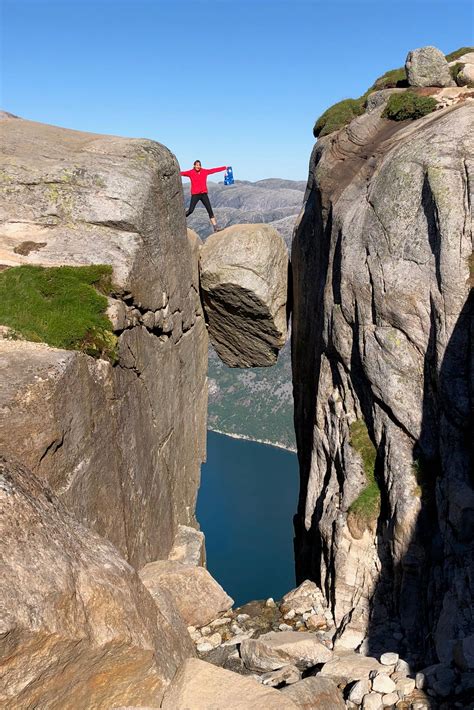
top-left (0, 114), bottom-right (208, 569)
top-left (292, 101), bottom-right (473, 663)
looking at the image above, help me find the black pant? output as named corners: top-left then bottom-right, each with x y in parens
top-left (186, 192), bottom-right (214, 218)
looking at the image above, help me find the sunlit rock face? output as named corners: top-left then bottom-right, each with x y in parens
top-left (199, 223), bottom-right (288, 367)
top-left (0, 456), bottom-right (194, 710)
top-left (0, 114), bottom-right (208, 569)
top-left (292, 96), bottom-right (473, 665)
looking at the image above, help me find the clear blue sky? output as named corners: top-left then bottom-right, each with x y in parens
top-left (1, 0), bottom-right (472, 180)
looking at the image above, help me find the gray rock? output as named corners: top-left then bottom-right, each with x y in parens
top-left (453, 633), bottom-right (474, 670)
top-left (0, 115), bottom-right (208, 570)
top-left (292, 98), bottom-right (474, 666)
top-left (280, 676), bottom-right (346, 709)
top-left (456, 62), bottom-right (474, 86)
top-left (405, 46), bottom-right (455, 87)
top-left (199, 223), bottom-right (288, 367)
top-left (0, 456), bottom-right (193, 709)
top-left (241, 631), bottom-right (332, 672)
top-left (139, 560), bottom-right (233, 628)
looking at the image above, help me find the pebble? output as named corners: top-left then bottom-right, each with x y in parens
top-left (210, 617), bottom-right (232, 628)
top-left (415, 672), bottom-right (425, 690)
top-left (362, 692), bottom-right (383, 710)
top-left (266, 597), bottom-right (276, 607)
top-left (349, 678), bottom-right (371, 704)
top-left (372, 674), bottom-right (396, 694)
top-left (283, 609), bottom-right (296, 620)
top-left (394, 659), bottom-right (410, 676)
top-left (196, 641), bottom-right (214, 653)
top-left (395, 676), bottom-right (416, 698)
top-left (278, 623), bottom-right (293, 632)
top-left (200, 625), bottom-right (211, 636)
top-left (230, 623), bottom-right (243, 635)
top-left (380, 652), bottom-right (399, 666)
top-left (382, 692), bottom-right (399, 706)
top-left (236, 613), bottom-right (250, 623)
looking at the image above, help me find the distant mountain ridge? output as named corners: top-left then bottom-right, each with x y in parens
top-left (184, 178), bottom-right (304, 450)
top-left (184, 177), bottom-right (305, 247)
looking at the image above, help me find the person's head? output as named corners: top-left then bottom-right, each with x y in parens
top-left (193, 160), bottom-right (201, 172)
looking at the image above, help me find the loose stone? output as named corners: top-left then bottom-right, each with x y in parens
top-left (394, 658), bottom-right (410, 676)
top-left (260, 665), bottom-right (301, 687)
top-left (348, 678), bottom-right (371, 704)
top-left (266, 597), bottom-right (276, 608)
top-left (380, 652), bottom-right (399, 666)
top-left (279, 623), bottom-right (293, 632)
top-left (236, 614), bottom-right (250, 623)
top-left (372, 674), bottom-right (396, 694)
top-left (415, 672), bottom-right (425, 689)
top-left (395, 676), bottom-right (416, 697)
top-left (382, 692), bottom-right (399, 706)
top-left (362, 692), bottom-right (383, 710)
top-left (196, 641), bottom-right (214, 653)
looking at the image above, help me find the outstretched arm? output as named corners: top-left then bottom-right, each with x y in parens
top-left (206, 166), bottom-right (227, 175)
top-left (180, 170), bottom-right (193, 177)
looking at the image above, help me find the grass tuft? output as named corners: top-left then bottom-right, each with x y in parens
top-left (382, 92), bottom-right (437, 121)
top-left (370, 67), bottom-right (408, 91)
top-left (313, 97), bottom-right (367, 138)
top-left (347, 419), bottom-right (380, 533)
top-left (0, 264), bottom-right (118, 362)
top-left (445, 46), bottom-right (474, 62)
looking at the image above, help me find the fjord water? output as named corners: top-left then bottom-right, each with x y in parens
top-left (197, 430), bottom-right (299, 607)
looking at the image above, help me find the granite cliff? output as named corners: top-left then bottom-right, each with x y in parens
top-left (292, 48), bottom-right (473, 677)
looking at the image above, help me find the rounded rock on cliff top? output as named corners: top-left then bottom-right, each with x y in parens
top-left (199, 223), bottom-right (289, 368)
top-left (405, 46), bottom-right (456, 87)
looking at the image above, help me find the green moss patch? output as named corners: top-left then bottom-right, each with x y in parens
top-left (313, 97), bottom-right (367, 138)
top-left (370, 67), bottom-right (408, 90)
top-left (0, 264), bottom-right (118, 361)
top-left (347, 419), bottom-right (380, 535)
top-left (382, 92), bottom-right (437, 121)
top-left (445, 46), bottom-right (474, 62)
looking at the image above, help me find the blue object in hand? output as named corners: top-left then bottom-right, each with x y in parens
top-left (224, 166), bottom-right (234, 185)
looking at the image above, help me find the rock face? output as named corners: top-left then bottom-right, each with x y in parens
top-left (292, 96), bottom-right (473, 667)
top-left (405, 46), bottom-right (455, 87)
top-left (161, 658), bottom-right (299, 709)
top-left (0, 114), bottom-right (207, 569)
top-left (199, 223), bottom-right (288, 367)
top-left (0, 456), bottom-right (193, 709)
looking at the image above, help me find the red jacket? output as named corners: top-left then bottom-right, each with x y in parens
top-left (180, 166), bottom-right (227, 194)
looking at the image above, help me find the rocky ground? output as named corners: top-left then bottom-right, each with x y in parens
top-left (176, 577), bottom-right (470, 709)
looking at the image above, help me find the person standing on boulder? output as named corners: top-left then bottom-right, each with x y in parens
top-left (180, 160), bottom-right (227, 232)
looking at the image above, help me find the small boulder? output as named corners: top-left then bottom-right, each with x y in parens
top-left (160, 658), bottom-right (299, 709)
top-left (280, 676), bottom-right (346, 709)
top-left (319, 651), bottom-right (385, 686)
top-left (139, 560), bottom-right (233, 627)
top-left (199, 223), bottom-right (288, 367)
top-left (405, 46), bottom-right (455, 87)
top-left (372, 673), bottom-right (396, 694)
top-left (240, 631), bottom-right (332, 672)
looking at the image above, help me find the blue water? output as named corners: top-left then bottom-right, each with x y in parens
top-left (196, 430), bottom-right (299, 607)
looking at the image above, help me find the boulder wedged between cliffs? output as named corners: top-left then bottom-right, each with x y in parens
top-left (199, 223), bottom-right (289, 367)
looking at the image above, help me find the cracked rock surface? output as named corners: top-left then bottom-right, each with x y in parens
top-left (292, 98), bottom-right (473, 669)
top-left (0, 114), bottom-right (208, 569)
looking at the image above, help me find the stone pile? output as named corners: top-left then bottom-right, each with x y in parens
top-left (161, 580), bottom-right (448, 709)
